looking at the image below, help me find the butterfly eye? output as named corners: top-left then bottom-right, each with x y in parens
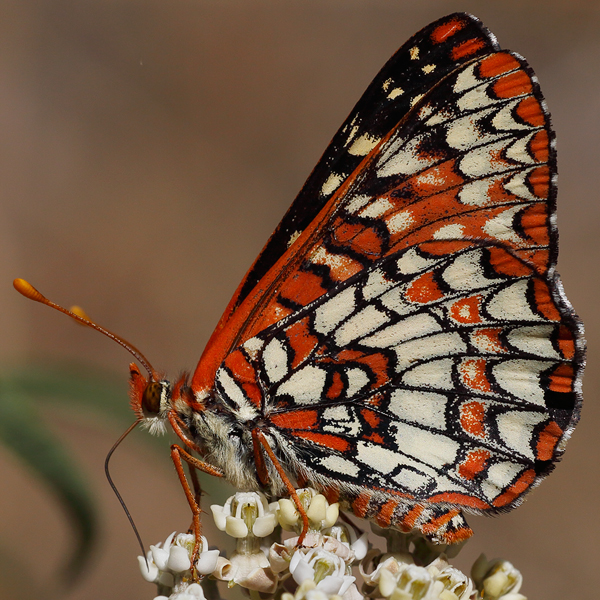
top-left (142, 382), bottom-right (162, 414)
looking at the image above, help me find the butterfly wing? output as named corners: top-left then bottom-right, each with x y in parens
top-left (194, 19), bottom-right (584, 542)
top-left (215, 13), bottom-right (500, 322)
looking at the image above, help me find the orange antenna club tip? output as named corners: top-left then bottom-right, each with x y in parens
top-left (13, 278), bottom-right (45, 302)
top-left (12, 277), bottom-right (157, 380)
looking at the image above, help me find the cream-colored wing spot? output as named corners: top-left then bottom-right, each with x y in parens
top-left (401, 358), bottom-right (455, 390)
top-left (492, 98), bottom-right (538, 132)
top-left (322, 405), bottom-right (362, 436)
top-left (361, 312), bottom-right (441, 348)
top-left (276, 365), bottom-right (327, 405)
top-left (242, 336), bottom-right (265, 360)
top-left (334, 305), bottom-right (390, 346)
top-left (458, 139), bottom-right (512, 178)
top-left (216, 368), bottom-right (257, 416)
top-left (321, 172), bottom-right (344, 196)
top-left (356, 441), bottom-right (404, 475)
top-left (433, 224), bottom-right (465, 240)
top-left (345, 193), bottom-right (372, 214)
top-left (505, 131), bottom-right (540, 165)
top-left (359, 197), bottom-right (394, 219)
top-left (393, 421), bottom-right (460, 470)
top-left (486, 280), bottom-right (543, 322)
top-left (492, 359), bottom-right (550, 405)
top-left (441, 249), bottom-right (490, 291)
top-left (481, 461), bottom-right (525, 501)
top-left (507, 325), bottom-right (560, 359)
top-left (363, 268), bottom-right (396, 300)
top-left (410, 93), bottom-right (425, 108)
top-left (262, 338), bottom-right (289, 384)
top-left (385, 210), bottom-right (415, 235)
top-left (388, 389), bottom-right (448, 430)
top-left (348, 132), bottom-right (381, 157)
top-left (387, 87), bottom-right (404, 100)
top-left (495, 410), bottom-right (547, 459)
top-left (319, 455), bottom-right (360, 478)
top-left (482, 205), bottom-right (526, 245)
top-left (445, 107), bottom-right (498, 150)
top-left (392, 469), bottom-right (433, 492)
top-left (453, 63), bottom-right (480, 94)
top-left (377, 136), bottom-right (437, 177)
top-left (396, 248), bottom-right (440, 275)
top-left (503, 169), bottom-right (540, 202)
top-left (313, 286), bottom-right (356, 334)
top-left (346, 368), bottom-right (370, 397)
top-left (394, 333), bottom-right (466, 372)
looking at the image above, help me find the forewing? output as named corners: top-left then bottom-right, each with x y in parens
top-left (225, 13), bottom-right (499, 315)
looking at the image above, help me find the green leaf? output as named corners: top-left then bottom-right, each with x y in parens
top-left (0, 375), bottom-right (97, 581)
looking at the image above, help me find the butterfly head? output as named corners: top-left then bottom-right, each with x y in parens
top-left (10, 280), bottom-right (184, 435)
top-left (128, 363), bottom-right (174, 434)
top-left (11, 278), bottom-right (181, 434)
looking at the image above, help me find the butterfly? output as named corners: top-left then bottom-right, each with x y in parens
top-left (15, 12), bottom-right (584, 553)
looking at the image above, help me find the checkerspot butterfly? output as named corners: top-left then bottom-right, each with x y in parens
top-left (15, 12), bottom-right (584, 549)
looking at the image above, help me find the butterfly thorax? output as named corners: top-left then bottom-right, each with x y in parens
top-left (129, 362), bottom-right (265, 491)
top-left (185, 401), bottom-right (264, 491)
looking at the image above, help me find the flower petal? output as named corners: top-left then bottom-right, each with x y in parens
top-left (233, 565), bottom-right (279, 593)
top-left (253, 513), bottom-right (277, 537)
top-left (324, 503), bottom-right (340, 528)
top-left (290, 558), bottom-right (315, 586)
top-left (210, 505), bottom-right (227, 531)
top-left (167, 545), bottom-right (191, 572)
top-left (150, 545), bottom-right (169, 571)
top-left (196, 549), bottom-right (220, 575)
top-left (212, 556), bottom-right (233, 581)
top-left (157, 570), bottom-right (175, 588)
top-left (316, 574), bottom-right (353, 595)
top-left (278, 499), bottom-right (299, 529)
top-left (307, 494), bottom-right (328, 523)
top-left (184, 583), bottom-right (206, 599)
top-left (138, 555), bottom-right (158, 583)
top-left (351, 533), bottom-right (369, 561)
top-left (378, 568), bottom-right (397, 597)
top-left (225, 515), bottom-right (249, 538)
top-left (338, 576), bottom-right (356, 596)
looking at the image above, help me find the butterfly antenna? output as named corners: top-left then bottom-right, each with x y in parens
top-left (13, 278), bottom-right (158, 381)
top-left (105, 420), bottom-right (148, 565)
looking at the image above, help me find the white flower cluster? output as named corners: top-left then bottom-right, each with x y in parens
top-left (138, 488), bottom-right (527, 600)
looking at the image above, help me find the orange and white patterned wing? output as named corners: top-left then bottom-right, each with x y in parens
top-left (194, 21), bottom-right (584, 543)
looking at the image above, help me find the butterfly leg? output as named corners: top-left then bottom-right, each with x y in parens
top-left (252, 429), bottom-right (310, 545)
top-left (169, 410), bottom-right (225, 559)
top-left (187, 456), bottom-right (203, 519)
top-left (170, 444), bottom-right (225, 578)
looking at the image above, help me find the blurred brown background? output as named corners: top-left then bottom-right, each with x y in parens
top-left (1, 1), bottom-right (598, 598)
